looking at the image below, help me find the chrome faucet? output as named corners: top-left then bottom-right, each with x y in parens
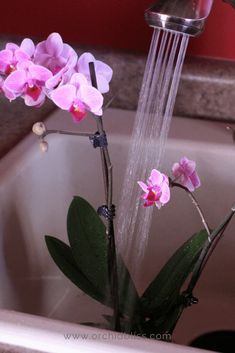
top-left (145, 0), bottom-right (214, 37)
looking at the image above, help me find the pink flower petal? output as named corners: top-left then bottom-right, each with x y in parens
top-left (79, 85), bottom-right (103, 115)
top-left (77, 53), bottom-right (112, 94)
top-left (0, 50), bottom-right (13, 72)
top-left (190, 171), bottom-right (201, 189)
top-left (6, 43), bottom-right (19, 51)
top-left (4, 70), bottom-right (26, 93)
top-left (77, 52), bottom-right (95, 75)
top-left (154, 201), bottom-right (162, 209)
top-left (159, 182), bottom-right (170, 204)
top-left (34, 42), bottom-right (47, 56)
top-left (29, 64), bottom-right (52, 82)
top-left (15, 50), bottom-right (31, 63)
top-left (94, 108), bottom-right (103, 116)
top-left (50, 84), bottom-right (76, 110)
top-left (180, 157), bottom-right (196, 176)
top-left (20, 38), bottom-right (35, 57)
top-left (16, 60), bottom-right (32, 71)
top-left (184, 178), bottom-right (195, 192)
top-left (149, 169), bottom-right (163, 186)
top-left (172, 162), bottom-right (180, 177)
top-left (34, 43), bottom-right (49, 66)
top-left (45, 71), bottom-right (62, 90)
top-left (61, 44), bottom-right (77, 67)
top-left (2, 84), bottom-right (16, 100)
top-left (95, 61), bottom-right (113, 81)
top-left (172, 157), bottom-right (200, 191)
top-left (70, 73), bottom-right (88, 88)
top-left (137, 181), bottom-right (148, 193)
top-left (139, 169), bottom-right (171, 208)
top-left (46, 33), bottom-right (63, 57)
top-left (96, 74), bottom-right (109, 94)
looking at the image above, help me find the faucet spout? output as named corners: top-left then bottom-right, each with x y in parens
top-left (145, 0), bottom-right (214, 37)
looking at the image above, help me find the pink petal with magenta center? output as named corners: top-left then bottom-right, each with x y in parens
top-left (24, 91), bottom-right (45, 106)
top-left (25, 84), bottom-right (42, 101)
top-left (144, 200), bottom-right (155, 207)
top-left (69, 103), bottom-right (87, 123)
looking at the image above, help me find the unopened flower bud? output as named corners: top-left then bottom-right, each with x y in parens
top-left (39, 141), bottom-right (48, 153)
top-left (32, 122), bottom-right (46, 136)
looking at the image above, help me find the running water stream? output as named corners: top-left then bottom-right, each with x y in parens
top-left (116, 28), bottom-right (189, 288)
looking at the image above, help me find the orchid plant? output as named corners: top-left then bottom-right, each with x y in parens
top-left (1, 32), bottom-right (235, 341)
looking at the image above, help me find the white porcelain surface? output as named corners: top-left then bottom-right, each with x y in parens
top-left (0, 108), bottom-right (233, 352)
top-left (0, 309), bottom-right (213, 353)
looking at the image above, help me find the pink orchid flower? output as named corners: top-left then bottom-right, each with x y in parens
top-left (172, 156), bottom-right (201, 192)
top-left (34, 33), bottom-right (77, 75)
top-left (77, 53), bottom-right (113, 93)
top-left (50, 73), bottom-right (104, 123)
top-left (138, 169), bottom-right (170, 208)
top-left (4, 60), bottom-right (52, 106)
top-left (0, 39), bottom-right (35, 75)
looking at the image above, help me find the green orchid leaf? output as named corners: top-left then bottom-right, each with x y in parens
top-left (45, 235), bottom-right (107, 304)
top-left (66, 196), bottom-right (138, 317)
top-left (140, 229), bottom-right (208, 315)
top-left (141, 301), bottom-right (183, 339)
top-left (67, 196), bottom-right (110, 300)
top-left (117, 255), bottom-right (139, 318)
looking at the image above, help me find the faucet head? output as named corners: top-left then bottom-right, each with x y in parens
top-left (145, 0), bottom-right (214, 37)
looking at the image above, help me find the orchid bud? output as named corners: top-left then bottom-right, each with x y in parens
top-left (32, 122), bottom-right (46, 136)
top-left (39, 141), bottom-right (48, 153)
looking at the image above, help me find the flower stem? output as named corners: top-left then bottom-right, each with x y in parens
top-left (169, 203), bottom-right (235, 335)
top-left (170, 181), bottom-right (211, 237)
top-left (89, 62), bottom-right (120, 331)
top-left (42, 129), bottom-right (93, 138)
top-left (186, 204), bottom-right (235, 295)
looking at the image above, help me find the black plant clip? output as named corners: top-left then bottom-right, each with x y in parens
top-left (181, 291), bottom-right (199, 307)
top-left (89, 131), bottom-right (108, 148)
top-left (97, 204), bottom-right (116, 220)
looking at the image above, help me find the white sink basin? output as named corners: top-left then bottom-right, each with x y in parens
top-left (0, 107), bottom-right (233, 352)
